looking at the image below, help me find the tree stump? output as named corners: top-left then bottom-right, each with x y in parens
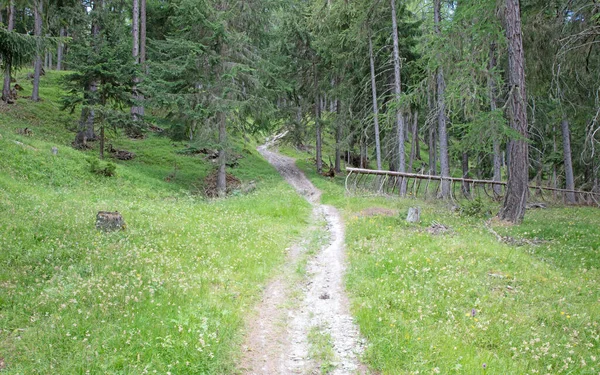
top-left (406, 207), bottom-right (421, 223)
top-left (96, 211), bottom-right (125, 231)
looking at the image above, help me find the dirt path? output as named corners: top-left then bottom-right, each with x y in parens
top-left (239, 146), bottom-right (367, 375)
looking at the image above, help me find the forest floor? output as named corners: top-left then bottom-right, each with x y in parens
top-left (238, 144), bottom-right (368, 374)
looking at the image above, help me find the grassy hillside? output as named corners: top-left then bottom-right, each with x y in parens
top-left (284, 147), bottom-right (600, 375)
top-left (0, 72), bottom-right (311, 373)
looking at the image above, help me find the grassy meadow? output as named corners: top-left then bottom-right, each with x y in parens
top-left (0, 72), bottom-right (311, 374)
top-left (284, 146), bottom-right (600, 375)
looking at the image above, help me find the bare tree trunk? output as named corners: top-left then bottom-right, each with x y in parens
top-left (499, 0), bottom-right (529, 223)
top-left (409, 110), bottom-right (418, 172)
top-left (31, 0), bottom-right (43, 102)
top-left (48, 45), bottom-right (52, 70)
top-left (217, 111), bottom-right (227, 196)
top-left (414, 111), bottom-right (421, 160)
top-left (489, 42), bottom-right (503, 196)
top-left (132, 0), bottom-right (139, 62)
top-left (57, 27), bottom-right (65, 70)
top-left (462, 152), bottom-right (470, 196)
top-left (434, 0), bottom-right (450, 199)
top-left (428, 125), bottom-right (437, 175)
top-left (391, 0), bottom-right (406, 195)
top-left (100, 124), bottom-right (105, 159)
top-left (369, 33), bottom-right (382, 170)
top-left (314, 64), bottom-right (322, 174)
top-left (561, 117), bottom-right (576, 203)
top-left (360, 131), bottom-right (367, 169)
top-left (139, 0), bottom-right (146, 114)
top-left (130, 0), bottom-right (142, 119)
top-left (2, 0), bottom-right (15, 103)
top-left (335, 98), bottom-right (342, 173)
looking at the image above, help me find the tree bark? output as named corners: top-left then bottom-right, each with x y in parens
top-left (132, 0), bottom-right (139, 61)
top-left (217, 111), bottom-right (227, 196)
top-left (489, 42), bottom-right (503, 196)
top-left (499, 0), bottom-right (529, 223)
top-left (369, 33), bottom-right (382, 170)
top-left (57, 27), bottom-right (65, 70)
top-left (391, 0), bottom-right (406, 195)
top-left (428, 125), bottom-right (437, 175)
top-left (99, 124), bottom-right (105, 159)
top-left (1, 0), bottom-right (15, 103)
top-left (335, 98), bottom-right (342, 173)
top-left (140, 0), bottom-right (146, 67)
top-left (561, 117), bottom-right (576, 203)
top-left (462, 152), bottom-right (470, 196)
top-left (434, 0), bottom-right (450, 199)
top-left (409, 110), bottom-right (418, 172)
top-left (314, 64), bottom-right (322, 174)
top-left (31, 0), bottom-right (43, 102)
top-left (130, 0), bottom-right (143, 119)
top-left (48, 44), bottom-right (52, 70)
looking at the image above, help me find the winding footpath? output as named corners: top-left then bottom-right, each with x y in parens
top-left (239, 145), bottom-right (368, 375)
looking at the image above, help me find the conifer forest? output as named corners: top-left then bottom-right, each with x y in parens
top-left (1, 0), bottom-right (600, 374)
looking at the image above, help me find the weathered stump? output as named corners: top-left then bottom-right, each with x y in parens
top-left (406, 207), bottom-right (421, 223)
top-left (96, 211), bottom-right (125, 231)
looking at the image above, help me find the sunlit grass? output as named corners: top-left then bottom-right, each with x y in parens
top-left (0, 72), bottom-right (311, 373)
top-left (289, 149), bottom-right (600, 375)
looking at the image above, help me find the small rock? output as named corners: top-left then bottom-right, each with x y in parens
top-left (319, 292), bottom-right (330, 300)
top-left (51, 146), bottom-right (58, 155)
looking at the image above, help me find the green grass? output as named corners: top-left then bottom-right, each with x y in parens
top-left (285, 146), bottom-right (600, 375)
top-left (308, 325), bottom-right (336, 374)
top-left (0, 72), bottom-right (311, 373)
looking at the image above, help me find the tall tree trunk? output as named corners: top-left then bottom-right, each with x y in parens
top-left (561, 117), bottom-right (576, 203)
top-left (132, 0), bottom-right (139, 61)
top-left (2, 0), bottom-right (15, 103)
top-left (99, 124), bottom-right (105, 159)
top-left (428, 125), bottom-right (437, 175)
top-left (138, 0), bottom-right (146, 115)
top-left (57, 27), bottom-right (65, 70)
top-left (489, 42), bottom-right (503, 196)
top-left (131, 0), bottom-right (142, 119)
top-left (31, 0), bottom-right (43, 102)
top-left (48, 45), bottom-right (52, 70)
top-left (315, 64), bottom-right (322, 174)
top-left (414, 111), bottom-right (421, 160)
top-left (217, 111), bottom-right (227, 196)
top-left (335, 98), bottom-right (342, 173)
top-left (74, 0), bottom-right (101, 148)
top-left (391, 0), bottom-right (406, 195)
top-left (409, 110), bottom-right (418, 172)
top-left (499, 0), bottom-right (529, 223)
top-left (360, 131), bottom-right (367, 168)
top-left (369, 33), bottom-right (382, 170)
top-left (434, 0), bottom-right (450, 199)
top-left (462, 152), bottom-right (470, 196)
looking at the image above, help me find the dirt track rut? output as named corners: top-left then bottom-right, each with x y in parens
top-left (239, 146), bottom-right (367, 375)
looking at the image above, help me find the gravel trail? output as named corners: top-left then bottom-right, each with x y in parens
top-left (239, 145), bottom-right (367, 375)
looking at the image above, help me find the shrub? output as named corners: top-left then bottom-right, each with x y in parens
top-left (88, 158), bottom-right (117, 177)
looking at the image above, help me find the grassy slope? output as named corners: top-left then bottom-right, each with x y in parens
top-left (0, 72), bottom-right (311, 374)
top-left (283, 146), bottom-right (600, 375)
